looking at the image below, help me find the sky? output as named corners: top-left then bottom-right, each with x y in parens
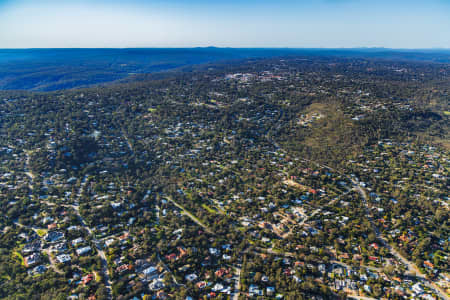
top-left (0, 0), bottom-right (449, 48)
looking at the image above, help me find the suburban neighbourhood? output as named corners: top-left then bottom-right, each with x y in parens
top-left (0, 56), bottom-right (448, 299)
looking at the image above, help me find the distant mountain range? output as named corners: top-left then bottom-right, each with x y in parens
top-left (0, 48), bottom-right (449, 91)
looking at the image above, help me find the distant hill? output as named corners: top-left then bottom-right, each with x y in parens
top-left (0, 48), bottom-right (449, 91)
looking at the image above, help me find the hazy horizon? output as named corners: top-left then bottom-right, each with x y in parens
top-left (1, 0), bottom-right (449, 49)
top-left (1, 47), bottom-right (450, 50)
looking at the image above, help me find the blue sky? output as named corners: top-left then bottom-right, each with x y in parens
top-left (0, 0), bottom-right (449, 48)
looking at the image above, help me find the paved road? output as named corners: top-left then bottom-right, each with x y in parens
top-left (351, 178), bottom-right (449, 300)
top-left (266, 135), bottom-right (449, 300)
top-left (157, 254), bottom-right (182, 286)
top-left (42, 176), bottom-right (113, 299)
top-left (121, 130), bottom-right (134, 155)
top-left (70, 198), bottom-right (113, 299)
top-left (348, 296), bottom-right (378, 300)
top-left (296, 189), bottom-right (352, 227)
top-left (231, 266), bottom-right (241, 300)
top-left (42, 248), bottom-right (63, 274)
top-left (23, 150), bottom-right (36, 193)
top-left (13, 220), bottom-right (63, 274)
